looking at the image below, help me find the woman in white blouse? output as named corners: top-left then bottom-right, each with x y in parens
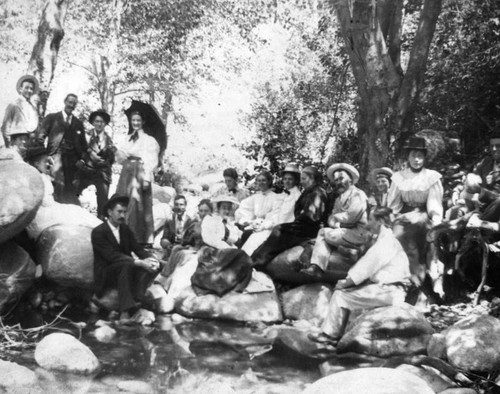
top-left (241, 164), bottom-right (302, 256)
top-left (387, 136), bottom-right (444, 299)
top-left (116, 111), bottom-right (160, 245)
top-left (201, 195), bottom-right (242, 249)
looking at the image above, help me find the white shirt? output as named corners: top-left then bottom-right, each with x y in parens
top-left (174, 213), bottom-right (187, 242)
top-left (201, 214), bottom-right (241, 249)
top-left (348, 225), bottom-right (411, 285)
top-left (119, 130), bottom-right (160, 182)
top-left (234, 189), bottom-right (279, 225)
top-left (62, 110), bottom-right (72, 125)
top-left (107, 220), bottom-right (121, 244)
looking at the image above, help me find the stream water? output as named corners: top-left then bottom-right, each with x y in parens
top-left (7, 315), bottom-right (322, 393)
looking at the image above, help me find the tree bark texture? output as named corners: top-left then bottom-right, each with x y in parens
top-left (333, 0), bottom-right (442, 180)
top-left (28, 0), bottom-right (69, 112)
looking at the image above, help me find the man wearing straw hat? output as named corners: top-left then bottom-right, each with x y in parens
top-left (1, 74), bottom-right (39, 147)
top-left (302, 163), bottom-right (371, 277)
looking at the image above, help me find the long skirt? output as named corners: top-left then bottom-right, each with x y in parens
top-left (116, 159), bottom-right (154, 245)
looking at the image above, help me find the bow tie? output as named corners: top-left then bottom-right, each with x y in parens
top-left (129, 132), bottom-right (139, 143)
top-left (222, 218), bottom-right (228, 224)
top-left (228, 188), bottom-right (237, 194)
top-left (176, 214), bottom-right (183, 221)
top-left (284, 189), bottom-right (290, 195)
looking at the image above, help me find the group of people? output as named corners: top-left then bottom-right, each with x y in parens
top-left (5, 74), bottom-right (500, 342)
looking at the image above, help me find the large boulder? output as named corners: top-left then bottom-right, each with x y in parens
top-left (35, 333), bottom-right (100, 374)
top-left (266, 246), bottom-right (352, 284)
top-left (302, 367), bottom-right (434, 394)
top-left (282, 283), bottom-right (334, 326)
top-left (0, 359), bottom-right (38, 392)
top-left (0, 159), bottom-right (44, 243)
top-left (337, 303), bottom-right (434, 357)
top-left (445, 314), bottom-right (500, 372)
top-left (0, 241), bottom-right (36, 312)
top-left (175, 284), bottom-right (283, 323)
top-left (36, 224), bottom-right (95, 288)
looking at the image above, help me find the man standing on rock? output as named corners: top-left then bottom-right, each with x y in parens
top-left (91, 194), bottom-right (161, 319)
top-left (37, 94), bottom-right (84, 204)
top-left (308, 207), bottom-right (411, 345)
top-left (1, 75), bottom-right (40, 147)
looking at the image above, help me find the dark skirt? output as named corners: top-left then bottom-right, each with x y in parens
top-left (191, 247), bottom-right (253, 297)
top-left (116, 159), bottom-right (154, 244)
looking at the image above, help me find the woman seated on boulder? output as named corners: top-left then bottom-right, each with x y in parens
top-left (201, 195), bottom-right (242, 249)
top-left (251, 166), bottom-right (328, 267)
top-left (25, 145), bottom-right (101, 239)
top-left (235, 170), bottom-right (279, 244)
top-left (387, 136), bottom-right (444, 299)
top-left (309, 207), bottom-right (411, 345)
top-left (241, 163), bottom-right (302, 256)
top-left (368, 167), bottom-right (393, 211)
top-left (196, 195), bottom-right (252, 297)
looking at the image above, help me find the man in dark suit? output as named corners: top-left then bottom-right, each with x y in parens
top-left (91, 194), bottom-right (161, 318)
top-left (37, 93), bottom-right (84, 204)
top-left (160, 194), bottom-right (197, 258)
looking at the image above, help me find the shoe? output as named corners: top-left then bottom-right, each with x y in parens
top-left (308, 332), bottom-right (339, 346)
top-left (300, 264), bottom-right (324, 278)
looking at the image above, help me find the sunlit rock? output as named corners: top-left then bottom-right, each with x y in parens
top-left (282, 283), bottom-right (334, 326)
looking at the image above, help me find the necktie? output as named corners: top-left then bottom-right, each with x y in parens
top-left (129, 132), bottom-right (139, 143)
top-left (222, 218), bottom-right (228, 224)
top-left (284, 189), bottom-right (290, 195)
top-left (228, 188), bottom-right (237, 194)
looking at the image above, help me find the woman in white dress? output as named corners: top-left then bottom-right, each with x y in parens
top-left (201, 195), bottom-right (242, 249)
top-left (387, 136), bottom-right (444, 298)
top-left (241, 164), bottom-right (302, 256)
top-left (115, 111), bottom-right (160, 245)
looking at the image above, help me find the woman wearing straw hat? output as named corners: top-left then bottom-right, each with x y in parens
top-left (74, 109), bottom-right (116, 219)
top-left (387, 136), bottom-right (444, 298)
top-left (1, 75), bottom-right (39, 147)
top-left (368, 167), bottom-right (393, 210)
top-left (241, 163), bottom-right (302, 256)
top-left (251, 166), bottom-right (328, 267)
top-left (201, 195), bottom-right (242, 249)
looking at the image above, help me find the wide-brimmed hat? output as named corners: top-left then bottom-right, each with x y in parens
top-left (89, 110), bottom-right (111, 125)
top-left (282, 163), bottom-right (300, 175)
top-left (212, 194), bottom-right (240, 207)
top-left (25, 145), bottom-right (49, 162)
top-left (326, 163), bottom-right (360, 185)
top-left (404, 136), bottom-right (427, 152)
top-left (372, 167), bottom-right (393, 181)
top-left (103, 194), bottom-right (130, 216)
top-left (16, 75), bottom-right (39, 94)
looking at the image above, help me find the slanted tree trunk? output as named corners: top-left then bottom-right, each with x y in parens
top-left (28, 0), bottom-right (69, 117)
top-left (332, 0), bottom-right (442, 179)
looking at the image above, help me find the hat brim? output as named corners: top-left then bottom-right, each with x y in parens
top-left (89, 111), bottom-right (111, 125)
top-left (372, 167), bottom-right (393, 180)
top-left (16, 75), bottom-right (39, 95)
top-left (212, 195), bottom-right (240, 206)
top-left (326, 163), bottom-right (360, 185)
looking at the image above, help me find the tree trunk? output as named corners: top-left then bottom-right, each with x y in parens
top-left (28, 0), bottom-right (69, 117)
top-left (333, 0), bottom-right (442, 180)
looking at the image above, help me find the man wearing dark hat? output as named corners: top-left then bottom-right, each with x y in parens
top-left (91, 194), bottom-right (161, 318)
top-left (74, 109), bottom-right (116, 219)
top-left (302, 163), bottom-right (371, 277)
top-left (37, 93), bottom-right (84, 205)
top-left (1, 75), bottom-right (39, 147)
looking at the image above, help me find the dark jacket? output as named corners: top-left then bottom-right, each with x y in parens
top-left (38, 111), bottom-right (84, 156)
top-left (474, 155), bottom-right (500, 194)
top-left (161, 214), bottom-right (197, 244)
top-left (74, 129), bottom-right (116, 183)
top-left (91, 221), bottom-right (151, 295)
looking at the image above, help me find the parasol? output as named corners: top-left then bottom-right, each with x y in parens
top-left (124, 100), bottom-right (167, 155)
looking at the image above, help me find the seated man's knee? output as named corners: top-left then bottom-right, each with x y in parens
top-left (324, 228), bottom-right (343, 245)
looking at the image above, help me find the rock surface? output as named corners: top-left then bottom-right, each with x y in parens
top-left (337, 303), bottom-right (434, 357)
top-left (0, 159), bottom-right (44, 243)
top-left (175, 284), bottom-right (283, 323)
top-left (35, 333), bottom-right (100, 374)
top-left (117, 380), bottom-right (154, 393)
top-left (396, 364), bottom-right (455, 393)
top-left (92, 325), bottom-right (117, 343)
top-left (0, 359), bottom-right (38, 391)
top-left (0, 241), bottom-right (37, 312)
top-left (427, 331), bottom-right (448, 360)
top-left (36, 224), bottom-right (95, 288)
top-left (302, 367), bottom-right (435, 394)
top-left (266, 246), bottom-right (351, 284)
top-left (282, 283), bottom-right (334, 326)
top-left (445, 314), bottom-right (500, 372)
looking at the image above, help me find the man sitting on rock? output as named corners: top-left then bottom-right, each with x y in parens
top-left (91, 194), bottom-right (161, 320)
top-left (308, 207), bottom-right (410, 345)
top-left (302, 163), bottom-right (371, 277)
